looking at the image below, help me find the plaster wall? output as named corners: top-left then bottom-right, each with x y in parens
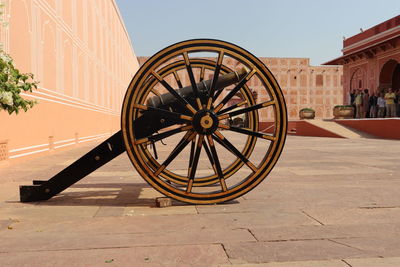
top-left (0, 0), bottom-right (139, 161)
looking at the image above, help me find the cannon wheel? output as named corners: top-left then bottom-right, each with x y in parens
top-left (136, 58), bottom-right (257, 187)
top-left (122, 39), bottom-right (287, 204)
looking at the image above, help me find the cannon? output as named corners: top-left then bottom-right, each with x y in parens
top-left (19, 39), bottom-right (287, 204)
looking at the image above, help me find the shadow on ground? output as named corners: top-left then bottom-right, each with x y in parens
top-left (9, 183), bottom-right (160, 207)
top-left (8, 182), bottom-right (240, 208)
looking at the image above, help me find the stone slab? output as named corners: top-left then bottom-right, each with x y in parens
top-left (0, 228), bottom-right (255, 253)
top-left (223, 239), bottom-right (378, 264)
top-left (249, 223), bottom-right (400, 242)
top-left (345, 257), bottom-right (400, 267)
top-left (0, 244), bottom-right (229, 267)
top-left (219, 259), bottom-right (348, 266)
top-left (301, 207), bottom-right (400, 225)
top-left (332, 237), bottom-right (400, 257)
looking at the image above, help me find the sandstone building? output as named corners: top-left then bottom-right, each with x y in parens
top-left (325, 15), bottom-right (400, 103)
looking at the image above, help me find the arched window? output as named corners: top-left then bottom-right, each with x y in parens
top-left (379, 59), bottom-right (400, 91)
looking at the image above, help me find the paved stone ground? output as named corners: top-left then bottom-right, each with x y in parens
top-left (1, 135), bottom-right (400, 266)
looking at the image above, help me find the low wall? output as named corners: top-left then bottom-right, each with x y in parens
top-left (335, 118), bottom-right (400, 139)
top-left (260, 121), bottom-right (343, 138)
top-left (287, 121), bottom-right (344, 138)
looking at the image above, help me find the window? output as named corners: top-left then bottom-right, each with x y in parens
top-left (316, 74), bottom-right (323, 86)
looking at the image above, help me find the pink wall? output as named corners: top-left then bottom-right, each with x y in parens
top-left (0, 0), bottom-right (139, 162)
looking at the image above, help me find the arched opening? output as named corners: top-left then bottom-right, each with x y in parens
top-left (350, 68), bottom-right (364, 91)
top-left (379, 59), bottom-right (400, 91)
top-left (392, 64), bottom-right (400, 91)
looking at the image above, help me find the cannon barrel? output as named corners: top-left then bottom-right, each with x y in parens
top-left (147, 68), bottom-right (248, 108)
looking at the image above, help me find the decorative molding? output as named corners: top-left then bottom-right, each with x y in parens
top-left (20, 91), bottom-right (120, 115)
top-left (343, 26), bottom-right (400, 53)
top-left (37, 86), bottom-right (116, 112)
top-left (9, 133), bottom-right (111, 159)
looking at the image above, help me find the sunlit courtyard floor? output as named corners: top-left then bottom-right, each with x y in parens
top-left (1, 135), bottom-right (400, 266)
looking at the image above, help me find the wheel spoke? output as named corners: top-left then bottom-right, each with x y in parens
top-left (201, 141), bottom-right (217, 175)
top-left (211, 132), bottom-right (233, 153)
top-left (199, 67), bottom-right (205, 82)
top-left (206, 135), bottom-right (227, 191)
top-left (183, 52), bottom-right (202, 109)
top-left (186, 134), bottom-right (204, 193)
top-left (225, 100), bottom-right (275, 118)
top-left (151, 88), bottom-right (161, 96)
top-left (135, 125), bottom-right (193, 145)
top-left (187, 139), bottom-right (195, 176)
top-left (225, 125), bottom-right (276, 141)
top-left (150, 141), bottom-right (158, 160)
top-left (214, 69), bottom-right (256, 113)
top-left (173, 71), bottom-right (183, 89)
top-left (170, 130), bottom-right (193, 154)
top-left (213, 131), bottom-right (258, 172)
top-left (213, 85), bottom-right (224, 100)
top-left (151, 70), bottom-right (196, 114)
top-left (217, 100), bottom-right (247, 115)
top-left (154, 131), bottom-right (197, 176)
top-left (202, 142), bottom-right (214, 166)
top-left (206, 51), bottom-right (224, 109)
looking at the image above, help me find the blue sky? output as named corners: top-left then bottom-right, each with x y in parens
top-left (115, 0), bottom-right (399, 66)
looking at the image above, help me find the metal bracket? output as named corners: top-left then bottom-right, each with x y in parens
top-left (19, 131), bottom-right (126, 202)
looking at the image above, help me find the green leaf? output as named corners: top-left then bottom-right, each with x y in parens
top-left (0, 50), bottom-right (40, 115)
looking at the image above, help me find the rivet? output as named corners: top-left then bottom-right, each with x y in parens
top-left (95, 156), bottom-right (100, 161)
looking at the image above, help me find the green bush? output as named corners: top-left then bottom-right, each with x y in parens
top-left (0, 52), bottom-right (38, 114)
top-left (334, 105), bottom-right (353, 109)
top-left (300, 108), bottom-right (315, 112)
top-left (0, 3), bottom-right (38, 114)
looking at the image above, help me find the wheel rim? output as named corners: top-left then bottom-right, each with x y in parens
top-left (135, 58), bottom-right (258, 186)
top-left (122, 39), bottom-right (287, 204)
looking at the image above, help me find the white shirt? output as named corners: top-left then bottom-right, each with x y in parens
top-left (377, 97), bottom-right (386, 108)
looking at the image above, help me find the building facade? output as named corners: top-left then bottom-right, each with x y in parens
top-left (138, 56), bottom-right (343, 121)
top-left (325, 15), bottom-right (400, 104)
top-left (0, 0), bottom-right (139, 162)
top-left (257, 58), bottom-right (343, 120)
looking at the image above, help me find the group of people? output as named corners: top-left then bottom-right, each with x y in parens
top-left (349, 88), bottom-right (400, 119)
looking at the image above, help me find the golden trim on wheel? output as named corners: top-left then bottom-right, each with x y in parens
top-left (121, 39), bottom-right (287, 204)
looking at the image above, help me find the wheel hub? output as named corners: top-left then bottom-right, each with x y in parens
top-left (192, 109), bottom-right (219, 134)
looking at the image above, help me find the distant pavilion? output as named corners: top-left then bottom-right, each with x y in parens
top-left (324, 15), bottom-right (400, 104)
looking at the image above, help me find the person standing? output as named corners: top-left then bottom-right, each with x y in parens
top-left (377, 92), bottom-right (386, 118)
top-left (363, 89), bottom-right (370, 118)
top-left (396, 89), bottom-right (400, 117)
top-left (369, 92), bottom-right (378, 118)
top-left (354, 89), bottom-right (363, 118)
top-left (384, 88), bottom-right (396, 117)
top-left (350, 90), bottom-right (356, 118)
